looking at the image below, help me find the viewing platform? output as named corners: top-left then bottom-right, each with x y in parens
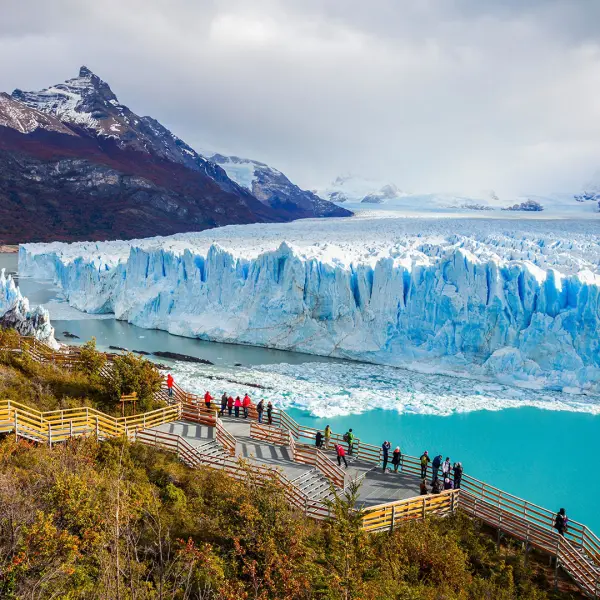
top-left (153, 417), bottom-right (422, 507)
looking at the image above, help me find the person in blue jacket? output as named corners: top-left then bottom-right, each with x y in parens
top-left (431, 453), bottom-right (443, 484)
top-left (382, 440), bottom-right (391, 473)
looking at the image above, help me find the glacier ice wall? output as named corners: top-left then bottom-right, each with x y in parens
top-left (0, 268), bottom-right (56, 346)
top-left (18, 226), bottom-right (600, 394)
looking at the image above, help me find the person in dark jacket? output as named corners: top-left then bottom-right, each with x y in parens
top-left (220, 393), bottom-right (227, 416)
top-left (443, 478), bottom-right (454, 490)
top-left (554, 508), bottom-right (568, 537)
top-left (420, 451), bottom-right (430, 479)
top-left (315, 431), bottom-right (324, 448)
top-left (391, 446), bottom-right (402, 473)
top-left (382, 441), bottom-right (391, 473)
top-left (431, 478), bottom-right (443, 494)
top-left (453, 462), bottom-right (463, 489)
top-left (420, 479), bottom-right (429, 495)
top-left (256, 399), bottom-right (264, 423)
top-left (431, 454), bottom-right (443, 484)
top-left (227, 395), bottom-right (234, 417)
top-left (267, 401), bottom-right (273, 425)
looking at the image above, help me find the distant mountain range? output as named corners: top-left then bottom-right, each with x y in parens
top-left (316, 175), bottom-right (407, 204)
top-left (0, 67), bottom-right (350, 243)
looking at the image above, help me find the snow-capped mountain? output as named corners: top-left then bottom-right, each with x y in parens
top-left (0, 67), bottom-right (347, 243)
top-left (208, 153), bottom-right (350, 218)
top-left (317, 175), bottom-right (407, 204)
top-left (575, 170), bottom-right (600, 205)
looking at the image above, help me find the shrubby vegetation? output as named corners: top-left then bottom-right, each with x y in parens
top-left (0, 436), bottom-right (581, 599)
top-left (0, 333), bottom-right (164, 415)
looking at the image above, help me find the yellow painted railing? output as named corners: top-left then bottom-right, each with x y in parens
top-left (0, 400), bottom-right (180, 445)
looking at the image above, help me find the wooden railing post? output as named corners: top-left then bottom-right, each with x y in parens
top-left (96, 415), bottom-right (99, 439)
top-left (70, 420), bottom-right (73, 439)
top-left (48, 422), bottom-right (52, 448)
top-left (391, 505), bottom-right (396, 533)
top-left (14, 410), bottom-right (18, 441)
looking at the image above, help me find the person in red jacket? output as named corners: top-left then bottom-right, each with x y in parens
top-left (242, 393), bottom-right (251, 418)
top-left (227, 395), bottom-right (234, 417)
top-left (234, 396), bottom-right (242, 418)
top-left (204, 391), bottom-right (213, 409)
top-left (335, 443), bottom-right (348, 469)
top-left (166, 373), bottom-right (174, 398)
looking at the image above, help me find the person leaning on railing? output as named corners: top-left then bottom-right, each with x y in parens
top-left (554, 508), bottom-right (568, 537)
top-left (256, 399), bottom-right (264, 423)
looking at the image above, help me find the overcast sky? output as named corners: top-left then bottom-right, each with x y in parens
top-left (1, 0), bottom-right (600, 197)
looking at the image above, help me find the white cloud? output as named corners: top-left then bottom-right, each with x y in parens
top-left (1, 0), bottom-right (599, 197)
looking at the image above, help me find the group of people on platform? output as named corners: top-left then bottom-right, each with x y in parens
top-left (166, 376), bottom-right (572, 534)
top-left (314, 426), bottom-right (355, 468)
top-left (381, 442), bottom-right (464, 495)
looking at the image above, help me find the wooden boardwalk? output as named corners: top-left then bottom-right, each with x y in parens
top-left (152, 416), bottom-right (421, 507)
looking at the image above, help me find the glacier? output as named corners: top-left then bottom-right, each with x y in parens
top-left (0, 269), bottom-right (56, 346)
top-left (18, 215), bottom-right (600, 395)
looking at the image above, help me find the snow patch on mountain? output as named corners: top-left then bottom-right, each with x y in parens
top-left (209, 154), bottom-right (260, 191)
top-left (19, 215), bottom-right (600, 397)
top-left (0, 92), bottom-right (77, 136)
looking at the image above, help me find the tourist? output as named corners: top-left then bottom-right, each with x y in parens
top-left (242, 393), bottom-right (251, 418)
top-left (335, 443), bottom-right (348, 468)
top-left (316, 431), bottom-right (324, 448)
top-left (227, 395), bottom-right (234, 417)
top-left (442, 456), bottom-right (451, 480)
top-left (382, 440), bottom-right (391, 473)
top-left (324, 425), bottom-right (331, 449)
top-left (267, 401), bottom-right (273, 425)
top-left (220, 393), bottom-right (227, 416)
top-left (256, 399), bottom-right (264, 423)
top-left (420, 451), bottom-right (430, 479)
top-left (204, 391), bottom-right (213, 409)
top-left (431, 454), bottom-right (443, 484)
top-left (392, 446), bottom-right (402, 473)
top-left (554, 508), bottom-right (568, 537)
top-left (431, 478), bottom-right (443, 494)
top-left (420, 479), bottom-right (429, 495)
top-left (234, 396), bottom-right (242, 418)
top-left (344, 428), bottom-right (355, 455)
top-left (453, 462), bottom-right (463, 489)
top-left (443, 477), bottom-right (454, 490)
top-left (166, 373), bottom-right (174, 398)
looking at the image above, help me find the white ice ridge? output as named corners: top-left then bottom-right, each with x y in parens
top-left (0, 269), bottom-right (57, 347)
top-left (18, 215), bottom-right (600, 395)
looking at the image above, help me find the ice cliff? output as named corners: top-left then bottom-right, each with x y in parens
top-left (18, 216), bottom-right (600, 394)
top-left (0, 269), bottom-right (56, 346)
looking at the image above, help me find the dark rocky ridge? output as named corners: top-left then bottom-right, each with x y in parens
top-left (0, 67), bottom-right (349, 242)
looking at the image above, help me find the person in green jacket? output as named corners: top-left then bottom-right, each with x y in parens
top-left (420, 450), bottom-right (430, 479)
top-left (344, 428), bottom-right (355, 455)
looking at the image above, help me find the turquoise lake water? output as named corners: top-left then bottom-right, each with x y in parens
top-left (288, 407), bottom-right (599, 533)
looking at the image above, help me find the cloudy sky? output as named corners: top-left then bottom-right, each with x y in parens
top-left (1, 0), bottom-right (600, 197)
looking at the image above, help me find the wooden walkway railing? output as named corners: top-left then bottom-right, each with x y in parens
top-left (0, 400), bottom-right (180, 445)
top-left (362, 491), bottom-right (459, 533)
